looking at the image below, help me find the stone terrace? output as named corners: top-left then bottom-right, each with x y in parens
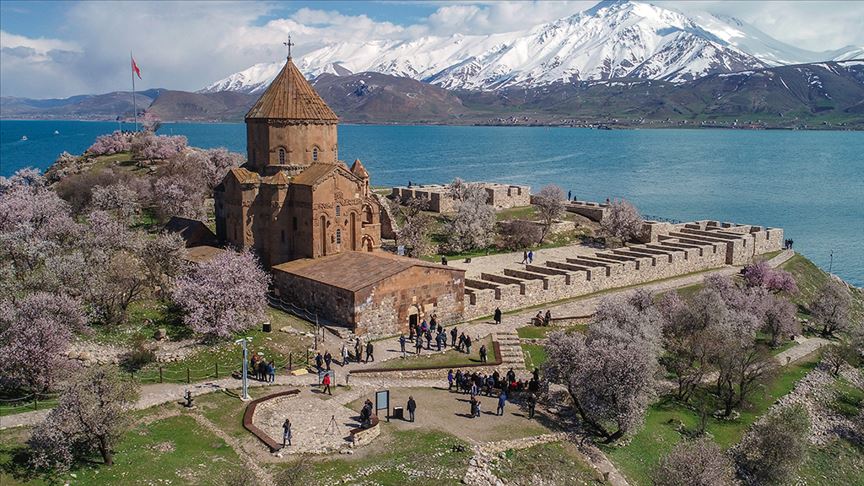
top-left (391, 182), bottom-right (530, 213)
top-left (451, 219), bottom-right (783, 319)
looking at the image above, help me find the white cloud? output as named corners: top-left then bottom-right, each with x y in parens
top-left (1, 0), bottom-right (862, 98)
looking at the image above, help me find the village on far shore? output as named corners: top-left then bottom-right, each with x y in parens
top-left (1, 54), bottom-right (863, 486)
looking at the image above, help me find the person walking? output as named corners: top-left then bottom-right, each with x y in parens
top-left (448, 369), bottom-right (455, 391)
top-left (465, 335), bottom-right (472, 355)
top-left (321, 372), bottom-right (332, 395)
top-left (527, 393), bottom-right (536, 419)
top-left (315, 352), bottom-right (323, 372)
top-left (415, 336), bottom-right (423, 355)
top-left (365, 341), bottom-right (374, 363)
top-left (544, 309), bottom-right (552, 326)
top-left (324, 351), bottom-right (332, 370)
top-left (497, 392), bottom-right (507, 416)
top-left (527, 250), bottom-right (534, 264)
top-left (479, 344), bottom-right (487, 364)
top-left (451, 327), bottom-right (458, 347)
top-left (521, 250), bottom-right (528, 264)
top-left (494, 307), bottom-right (502, 325)
top-left (282, 418), bottom-right (292, 447)
top-left (399, 334), bottom-right (407, 356)
top-left (354, 339), bottom-right (362, 363)
top-left (407, 396), bottom-right (417, 422)
top-left (267, 361), bottom-right (276, 383)
top-left (341, 344), bottom-right (349, 367)
top-left (568, 189), bottom-right (572, 200)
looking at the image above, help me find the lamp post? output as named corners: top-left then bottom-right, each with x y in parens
top-left (235, 337), bottom-right (253, 401)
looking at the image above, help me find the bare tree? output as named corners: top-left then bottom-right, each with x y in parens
top-left (533, 184), bottom-right (565, 243)
top-left (28, 367), bottom-right (139, 470)
top-left (653, 438), bottom-right (735, 486)
top-left (822, 342), bottom-right (857, 376)
top-left (811, 279), bottom-right (852, 337)
top-left (734, 404), bottom-right (810, 486)
top-left (500, 220), bottom-right (542, 250)
top-left (600, 199), bottom-right (644, 244)
top-left (393, 197), bottom-right (434, 257)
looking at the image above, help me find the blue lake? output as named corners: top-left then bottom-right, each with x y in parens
top-left (2, 119), bottom-right (863, 286)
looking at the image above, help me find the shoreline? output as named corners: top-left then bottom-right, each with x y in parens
top-left (3, 118), bottom-right (863, 132)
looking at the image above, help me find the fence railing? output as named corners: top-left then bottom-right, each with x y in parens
top-left (0, 392), bottom-right (60, 416)
top-left (124, 349), bottom-right (315, 385)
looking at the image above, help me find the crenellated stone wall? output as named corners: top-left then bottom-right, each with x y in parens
top-left (391, 182), bottom-right (531, 213)
top-left (461, 219), bottom-right (783, 320)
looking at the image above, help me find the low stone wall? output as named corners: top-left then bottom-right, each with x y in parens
top-left (391, 182), bottom-right (531, 213)
top-left (243, 389), bottom-right (301, 452)
top-left (461, 219), bottom-right (782, 320)
top-left (349, 415), bottom-right (380, 447)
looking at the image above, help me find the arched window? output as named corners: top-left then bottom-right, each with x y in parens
top-left (336, 229), bottom-right (342, 245)
top-left (335, 205), bottom-right (341, 217)
top-left (312, 147), bottom-right (319, 162)
top-left (278, 148), bottom-right (286, 164)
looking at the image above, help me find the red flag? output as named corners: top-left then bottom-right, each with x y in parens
top-left (131, 57), bottom-right (142, 79)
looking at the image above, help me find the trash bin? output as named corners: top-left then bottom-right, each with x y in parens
top-left (262, 322), bottom-right (272, 333)
top-left (392, 406), bottom-right (404, 420)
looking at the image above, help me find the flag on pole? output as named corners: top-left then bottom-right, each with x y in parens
top-left (131, 57), bottom-right (142, 79)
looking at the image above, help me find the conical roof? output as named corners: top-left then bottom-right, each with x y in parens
top-left (245, 58), bottom-right (338, 121)
top-left (350, 159), bottom-right (369, 178)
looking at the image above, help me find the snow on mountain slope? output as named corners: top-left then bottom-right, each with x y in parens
top-left (201, 0), bottom-right (862, 93)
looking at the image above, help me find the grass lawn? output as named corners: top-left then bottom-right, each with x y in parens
top-left (0, 414), bottom-right (245, 486)
top-left (291, 429), bottom-right (471, 485)
top-left (604, 349), bottom-right (822, 485)
top-left (374, 335), bottom-right (497, 370)
top-left (798, 438), bottom-right (864, 486)
top-left (125, 307), bottom-right (314, 385)
top-left (516, 323), bottom-right (587, 339)
top-left (491, 440), bottom-right (606, 485)
top-left (522, 344), bottom-right (548, 370)
top-left (781, 254), bottom-right (864, 323)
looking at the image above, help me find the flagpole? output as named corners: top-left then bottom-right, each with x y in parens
top-left (131, 52), bottom-right (138, 132)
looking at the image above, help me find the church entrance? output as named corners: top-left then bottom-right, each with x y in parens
top-left (409, 314), bottom-right (418, 329)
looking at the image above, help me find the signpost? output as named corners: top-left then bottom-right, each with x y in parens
top-left (375, 390), bottom-right (390, 422)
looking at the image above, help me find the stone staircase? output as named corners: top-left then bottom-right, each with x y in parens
top-left (494, 331), bottom-right (526, 370)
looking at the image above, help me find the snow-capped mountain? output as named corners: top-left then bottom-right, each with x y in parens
top-left (202, 0), bottom-right (863, 93)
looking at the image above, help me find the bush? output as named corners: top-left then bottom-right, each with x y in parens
top-left (500, 220), bottom-right (542, 250)
top-left (119, 334), bottom-right (156, 372)
top-left (735, 403), bottom-right (810, 485)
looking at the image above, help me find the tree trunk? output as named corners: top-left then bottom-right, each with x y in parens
top-left (568, 384), bottom-right (611, 439)
top-left (604, 428), bottom-right (626, 444)
top-left (98, 435), bottom-right (113, 466)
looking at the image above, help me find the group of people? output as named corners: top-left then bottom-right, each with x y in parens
top-left (314, 350), bottom-right (333, 372)
top-left (448, 367), bottom-right (540, 400)
top-left (784, 238), bottom-right (795, 250)
top-left (249, 354), bottom-right (276, 382)
top-left (520, 250), bottom-right (535, 264)
top-left (338, 338), bottom-right (375, 365)
top-left (398, 316), bottom-right (478, 357)
top-left (532, 309), bottom-right (553, 326)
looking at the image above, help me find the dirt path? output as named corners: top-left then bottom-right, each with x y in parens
top-left (188, 412), bottom-right (275, 486)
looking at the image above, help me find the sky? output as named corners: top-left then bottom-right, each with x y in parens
top-left (1, 0), bottom-right (863, 98)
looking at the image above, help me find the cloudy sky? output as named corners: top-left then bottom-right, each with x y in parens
top-left (2, 0), bottom-right (863, 98)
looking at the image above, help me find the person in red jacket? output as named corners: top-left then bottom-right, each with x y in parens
top-left (322, 372), bottom-right (332, 395)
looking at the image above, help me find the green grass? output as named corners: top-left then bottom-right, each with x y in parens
top-left (0, 414), bottom-right (244, 486)
top-left (830, 378), bottom-right (864, 419)
top-left (491, 440), bottom-right (605, 485)
top-left (297, 429), bottom-right (471, 485)
top-left (781, 254), bottom-right (864, 323)
top-left (495, 205), bottom-right (539, 221)
top-left (797, 438), bottom-right (864, 486)
top-left (604, 350), bottom-right (822, 485)
top-left (374, 335), bottom-right (497, 370)
top-left (0, 396), bottom-right (59, 418)
top-left (516, 323), bottom-right (587, 339)
top-left (521, 344), bottom-right (548, 370)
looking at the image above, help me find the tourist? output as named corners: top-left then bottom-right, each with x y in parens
top-left (527, 250), bottom-right (534, 264)
top-left (527, 393), bottom-right (536, 419)
top-left (324, 351), bottom-right (332, 370)
top-left (365, 341), bottom-right (375, 363)
top-left (494, 307), bottom-right (502, 325)
top-left (407, 396), bottom-right (417, 422)
top-left (451, 327), bottom-right (458, 347)
top-left (534, 311), bottom-right (543, 326)
top-left (409, 324), bottom-right (415, 342)
top-left (322, 371), bottom-right (332, 395)
top-left (533, 367), bottom-right (540, 382)
top-left (420, 319), bottom-right (428, 334)
top-left (544, 309), bottom-right (552, 326)
top-left (507, 368), bottom-right (516, 384)
top-left (465, 335), bottom-right (472, 355)
top-left (469, 397), bottom-right (478, 418)
top-left (355, 339), bottom-right (362, 363)
top-left (568, 190), bottom-right (572, 200)
top-left (268, 361), bottom-right (276, 383)
top-left (315, 352), bottom-right (324, 372)
top-left (485, 375), bottom-right (495, 396)
top-left (521, 250), bottom-right (528, 264)
top-left (430, 314), bottom-right (438, 332)
top-left (448, 369), bottom-right (455, 390)
top-left (470, 381), bottom-right (479, 398)
top-left (441, 256), bottom-right (448, 265)
top-left (340, 344), bottom-right (349, 367)
top-left (436, 331), bottom-right (444, 351)
top-left (455, 370), bottom-right (463, 392)
top-left (458, 332), bottom-right (466, 352)
top-left (479, 344), bottom-right (487, 363)
top-left (282, 418), bottom-right (292, 447)
top-left (415, 336), bottom-right (423, 355)
top-left (425, 330), bottom-right (432, 350)
top-left (497, 392), bottom-right (507, 416)
top-left (399, 334), bottom-right (406, 356)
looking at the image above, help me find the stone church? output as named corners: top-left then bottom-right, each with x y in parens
top-left (214, 56), bottom-right (465, 337)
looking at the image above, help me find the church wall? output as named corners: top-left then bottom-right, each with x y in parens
top-left (271, 271), bottom-right (355, 325)
top-left (354, 266), bottom-right (465, 338)
top-left (246, 120), bottom-right (338, 175)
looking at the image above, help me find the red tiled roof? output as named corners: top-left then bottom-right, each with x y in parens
top-left (245, 58), bottom-right (338, 121)
top-left (273, 251), bottom-right (463, 292)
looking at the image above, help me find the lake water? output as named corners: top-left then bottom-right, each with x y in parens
top-left (2, 119), bottom-right (863, 286)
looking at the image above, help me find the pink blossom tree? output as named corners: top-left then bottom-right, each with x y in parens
top-left (28, 366), bottom-right (139, 470)
top-left (742, 261), bottom-right (797, 294)
top-left (131, 132), bottom-right (188, 160)
top-left (600, 199), bottom-right (644, 244)
top-left (86, 131), bottom-right (135, 156)
top-left (653, 438), bottom-right (735, 486)
top-left (0, 293), bottom-right (85, 393)
top-left (170, 250), bottom-right (270, 340)
top-left (533, 184), bottom-right (565, 243)
top-left (90, 182), bottom-right (141, 224)
top-left (152, 175), bottom-right (207, 222)
top-left (760, 294), bottom-right (800, 347)
top-left (811, 279), bottom-right (852, 336)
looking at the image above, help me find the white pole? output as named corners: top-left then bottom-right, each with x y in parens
top-left (237, 337), bottom-right (252, 401)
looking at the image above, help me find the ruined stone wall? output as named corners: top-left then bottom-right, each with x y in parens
top-left (391, 183), bottom-right (530, 214)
